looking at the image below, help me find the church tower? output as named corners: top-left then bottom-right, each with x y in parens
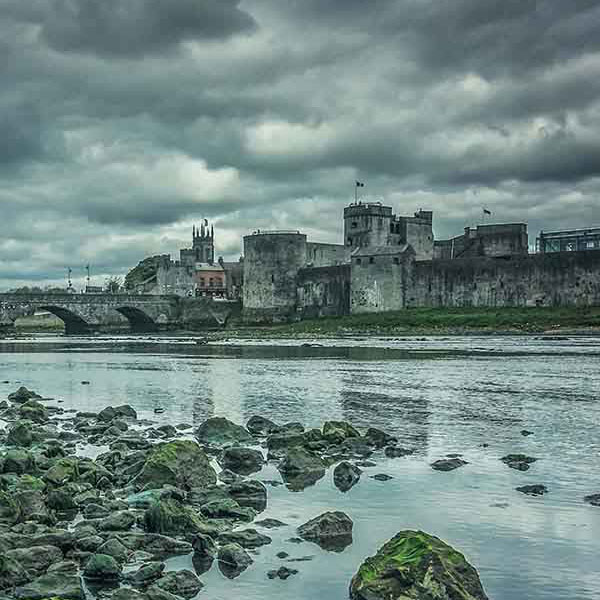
top-left (192, 220), bottom-right (215, 264)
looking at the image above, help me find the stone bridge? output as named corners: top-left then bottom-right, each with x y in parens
top-left (0, 293), bottom-right (181, 334)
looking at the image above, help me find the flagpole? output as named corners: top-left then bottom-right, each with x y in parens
top-left (355, 183), bottom-right (357, 204)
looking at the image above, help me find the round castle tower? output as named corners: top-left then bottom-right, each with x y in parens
top-left (344, 203), bottom-right (393, 250)
top-left (243, 231), bottom-right (307, 321)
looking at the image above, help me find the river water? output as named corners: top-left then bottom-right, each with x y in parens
top-left (1, 334), bottom-right (599, 600)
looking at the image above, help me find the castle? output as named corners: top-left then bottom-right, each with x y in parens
top-left (242, 202), bottom-right (600, 321)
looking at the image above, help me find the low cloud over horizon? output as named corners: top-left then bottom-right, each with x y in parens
top-left (1, 0), bottom-right (600, 289)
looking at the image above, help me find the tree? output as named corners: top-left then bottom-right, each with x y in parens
top-left (105, 276), bottom-right (122, 294)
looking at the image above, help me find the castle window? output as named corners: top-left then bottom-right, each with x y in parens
top-left (351, 222), bottom-right (358, 229)
top-left (356, 258), bottom-right (362, 265)
top-left (369, 257), bottom-right (375, 264)
top-left (347, 237), bottom-right (352, 246)
top-left (393, 257), bottom-right (400, 265)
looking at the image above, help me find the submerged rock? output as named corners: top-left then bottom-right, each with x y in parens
top-left (516, 484), bottom-right (548, 496)
top-left (501, 454), bottom-right (537, 471)
top-left (227, 479), bottom-right (268, 512)
top-left (584, 493), bottom-right (600, 506)
top-left (349, 530), bottom-right (488, 600)
top-left (268, 566), bottom-right (298, 580)
top-left (297, 511), bottom-right (353, 552)
top-left (384, 446), bottom-right (414, 458)
top-left (333, 461), bottom-right (362, 492)
top-left (431, 458), bottom-right (468, 471)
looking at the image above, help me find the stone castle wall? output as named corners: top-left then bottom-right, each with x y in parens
top-left (297, 264), bottom-right (350, 318)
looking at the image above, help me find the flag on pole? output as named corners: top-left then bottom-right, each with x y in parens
top-left (483, 208), bottom-right (491, 215)
top-left (356, 181), bottom-right (365, 187)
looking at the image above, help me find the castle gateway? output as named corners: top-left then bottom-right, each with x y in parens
top-left (242, 202), bottom-right (600, 322)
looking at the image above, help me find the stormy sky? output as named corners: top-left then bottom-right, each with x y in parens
top-left (1, 0), bottom-right (600, 289)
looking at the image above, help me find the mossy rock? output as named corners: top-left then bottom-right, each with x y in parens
top-left (195, 417), bottom-right (253, 447)
top-left (323, 421), bottom-right (360, 444)
top-left (133, 440), bottom-right (216, 491)
top-left (43, 459), bottom-right (80, 486)
top-left (7, 421), bottom-right (34, 448)
top-left (144, 497), bottom-right (206, 536)
top-left (350, 530), bottom-right (488, 600)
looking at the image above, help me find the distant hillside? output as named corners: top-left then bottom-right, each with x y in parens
top-left (124, 255), bottom-right (166, 291)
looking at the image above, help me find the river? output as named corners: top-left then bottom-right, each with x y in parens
top-left (1, 333), bottom-right (599, 600)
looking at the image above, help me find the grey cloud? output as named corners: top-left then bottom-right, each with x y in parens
top-left (6, 0), bottom-right (257, 57)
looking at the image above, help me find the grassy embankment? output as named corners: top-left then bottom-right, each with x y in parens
top-left (223, 306), bottom-right (600, 338)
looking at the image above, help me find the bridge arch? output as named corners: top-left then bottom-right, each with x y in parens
top-left (38, 305), bottom-right (90, 335)
top-left (114, 306), bottom-right (158, 333)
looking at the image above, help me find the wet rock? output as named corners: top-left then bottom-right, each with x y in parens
top-left (199, 497), bottom-right (255, 522)
top-left (218, 469), bottom-right (241, 485)
top-left (363, 427), bottom-right (397, 449)
top-left (384, 446), bottom-right (415, 458)
top-left (349, 530), bottom-right (489, 600)
top-left (246, 415), bottom-right (280, 436)
top-left (322, 421), bottom-right (360, 445)
top-left (276, 551), bottom-right (289, 559)
top-left (297, 511), bottom-right (353, 552)
top-left (0, 491), bottom-right (20, 525)
top-left (17, 400), bottom-right (48, 424)
top-left (431, 458), bottom-right (468, 471)
top-left (132, 440), bottom-right (216, 491)
top-left (2, 449), bottom-right (37, 475)
top-left (227, 480), bottom-right (268, 512)
top-left (584, 493), bottom-right (600, 506)
top-left (109, 589), bottom-right (147, 600)
top-left (152, 569), bottom-right (203, 598)
top-left (83, 503), bottom-right (110, 519)
top-left (195, 417), bottom-right (253, 447)
top-left (501, 454), bottom-right (537, 471)
top-left (43, 458), bottom-right (80, 486)
top-left (278, 447), bottom-right (326, 480)
top-left (13, 572), bottom-right (85, 599)
top-left (265, 432), bottom-right (305, 457)
top-left (75, 535), bottom-right (104, 553)
top-left (255, 518), bottom-right (287, 529)
top-left (8, 387), bottom-right (41, 404)
top-left (192, 533), bottom-right (217, 560)
top-left (219, 528), bottom-right (272, 549)
top-left (83, 553), bottom-right (122, 581)
top-left (516, 484), bottom-right (548, 496)
top-left (5, 545), bottom-right (62, 577)
top-left (218, 446), bottom-right (264, 476)
top-left (125, 561), bottom-right (165, 586)
top-left (98, 511), bottom-right (136, 532)
top-left (0, 554), bottom-right (28, 590)
top-left (268, 566), bottom-right (298, 580)
top-left (521, 429), bottom-right (534, 436)
top-left (144, 497), bottom-right (206, 536)
top-left (126, 488), bottom-right (181, 510)
top-left (7, 421), bottom-right (34, 448)
top-left (97, 538), bottom-right (130, 563)
top-left (217, 542), bottom-right (253, 579)
top-left (370, 473), bottom-right (393, 481)
top-left (278, 422), bottom-right (305, 435)
top-left (155, 425), bottom-right (177, 438)
top-left (98, 405), bottom-right (137, 422)
top-left (116, 532), bottom-right (192, 556)
top-left (333, 461), bottom-right (362, 492)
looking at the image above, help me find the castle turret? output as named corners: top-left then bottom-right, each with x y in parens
top-left (344, 202), bottom-right (394, 250)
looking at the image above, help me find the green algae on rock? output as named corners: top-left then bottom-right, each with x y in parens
top-left (349, 530), bottom-right (488, 600)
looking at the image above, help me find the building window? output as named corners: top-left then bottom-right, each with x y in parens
top-left (199, 278), bottom-right (205, 287)
top-left (356, 258), bottom-right (362, 265)
top-left (347, 237), bottom-right (352, 246)
top-left (209, 278), bottom-right (214, 287)
top-left (369, 257), bottom-right (375, 264)
top-left (587, 241), bottom-right (595, 249)
top-left (351, 222), bottom-right (358, 229)
top-left (394, 257), bottom-right (400, 265)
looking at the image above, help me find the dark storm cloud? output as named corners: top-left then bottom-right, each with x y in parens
top-left (0, 0), bottom-right (599, 288)
top-left (6, 0), bottom-right (257, 57)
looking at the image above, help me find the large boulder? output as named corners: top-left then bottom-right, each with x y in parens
top-left (144, 497), bottom-right (206, 536)
top-left (82, 553), bottom-right (122, 581)
top-left (152, 569), bottom-right (203, 599)
top-left (13, 572), bottom-right (85, 599)
top-left (246, 415), bottom-right (279, 436)
top-left (349, 530), bottom-right (488, 600)
top-left (322, 421), bottom-right (360, 444)
top-left (217, 543), bottom-right (253, 579)
top-left (195, 417), bottom-right (253, 446)
top-left (0, 555), bottom-right (28, 590)
top-left (298, 511), bottom-right (353, 552)
top-left (132, 440), bottom-right (216, 491)
top-left (7, 421), bottom-right (34, 448)
top-left (5, 545), bottom-right (63, 578)
top-left (227, 480), bottom-right (267, 512)
top-left (218, 446), bottom-right (263, 476)
top-left (8, 387), bottom-right (41, 404)
top-left (278, 446), bottom-right (326, 491)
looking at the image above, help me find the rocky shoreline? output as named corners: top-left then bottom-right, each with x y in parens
top-left (0, 385), bottom-right (596, 599)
